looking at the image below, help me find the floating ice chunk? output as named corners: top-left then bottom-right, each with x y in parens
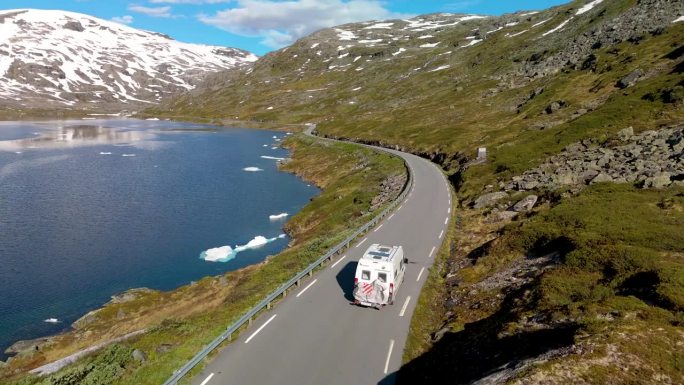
top-left (122, 154), bottom-right (136, 157)
top-left (263, 144), bottom-right (268, 147)
top-left (271, 147), bottom-right (278, 150)
top-left (243, 167), bottom-right (263, 172)
top-left (145, 118), bottom-right (160, 121)
top-left (44, 318), bottom-right (59, 323)
top-left (269, 213), bottom-right (289, 220)
top-left (261, 155), bottom-right (285, 161)
top-left (201, 246), bottom-right (235, 262)
top-left (201, 234), bottom-right (286, 263)
top-left (15, 151), bottom-right (22, 154)
top-left (272, 135), bottom-right (278, 138)
top-left (576, 0), bottom-right (605, 15)
top-left (99, 152), bottom-right (112, 155)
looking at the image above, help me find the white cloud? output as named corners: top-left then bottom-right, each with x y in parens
top-left (111, 15), bottom-right (134, 24)
top-left (128, 5), bottom-right (173, 18)
top-left (199, 0), bottom-right (411, 48)
top-left (150, 0), bottom-right (230, 3)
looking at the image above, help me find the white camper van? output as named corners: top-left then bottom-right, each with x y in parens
top-left (353, 244), bottom-right (407, 308)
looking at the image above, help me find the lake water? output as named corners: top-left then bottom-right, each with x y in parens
top-left (0, 119), bottom-right (319, 358)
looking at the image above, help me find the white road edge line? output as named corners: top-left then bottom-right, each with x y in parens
top-left (374, 224), bottom-right (383, 232)
top-left (330, 255), bottom-right (347, 269)
top-left (356, 238), bottom-right (367, 248)
top-left (399, 296), bottom-right (411, 317)
top-left (296, 279), bottom-right (318, 298)
top-left (245, 314), bottom-right (277, 344)
top-left (398, 205), bottom-right (403, 210)
top-left (199, 373), bottom-right (215, 385)
top-left (429, 246), bottom-right (436, 258)
top-left (439, 230), bottom-right (444, 239)
top-left (416, 267), bottom-right (425, 281)
top-left (384, 339), bottom-right (395, 374)
top-left (388, 213), bottom-right (395, 220)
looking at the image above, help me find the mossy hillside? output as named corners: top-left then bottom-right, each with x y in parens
top-left (2, 135), bottom-right (405, 385)
top-left (400, 184), bottom-right (684, 383)
top-left (152, 1), bottom-right (683, 201)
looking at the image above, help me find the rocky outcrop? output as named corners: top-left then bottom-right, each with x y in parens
top-left (369, 173), bottom-right (408, 211)
top-left (506, 125), bottom-right (684, 192)
top-left (473, 192), bottom-right (509, 209)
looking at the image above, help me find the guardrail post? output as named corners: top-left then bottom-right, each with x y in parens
top-left (296, 279), bottom-right (300, 287)
top-left (283, 290), bottom-right (287, 298)
top-left (308, 270), bottom-right (313, 277)
top-left (248, 317), bottom-right (253, 326)
top-left (267, 302), bottom-right (271, 310)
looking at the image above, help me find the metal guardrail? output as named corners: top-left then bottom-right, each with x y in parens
top-left (162, 131), bottom-right (414, 385)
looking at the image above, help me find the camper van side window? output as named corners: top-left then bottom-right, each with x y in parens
top-left (362, 270), bottom-right (370, 280)
top-left (378, 273), bottom-right (387, 283)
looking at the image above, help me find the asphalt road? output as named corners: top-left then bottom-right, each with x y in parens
top-left (191, 146), bottom-right (452, 385)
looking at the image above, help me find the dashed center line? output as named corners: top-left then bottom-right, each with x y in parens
top-left (438, 230), bottom-right (444, 239)
top-left (448, 207), bottom-right (451, 214)
top-left (399, 296), bottom-right (411, 317)
top-left (330, 255), bottom-right (347, 269)
top-left (245, 314), bottom-right (277, 344)
top-left (416, 267), bottom-right (425, 281)
top-left (296, 279), bottom-right (318, 298)
top-left (199, 373), bottom-right (214, 385)
top-left (384, 339), bottom-right (395, 374)
top-left (356, 238), bottom-right (367, 248)
top-left (428, 246), bottom-right (436, 258)
top-left (374, 224), bottom-right (383, 232)
top-left (444, 217), bottom-right (448, 225)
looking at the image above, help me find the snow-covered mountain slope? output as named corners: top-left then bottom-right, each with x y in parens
top-left (0, 9), bottom-right (258, 110)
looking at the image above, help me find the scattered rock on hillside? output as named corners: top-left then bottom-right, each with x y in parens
top-left (512, 195), bottom-right (538, 212)
top-left (616, 69), bottom-right (644, 89)
top-left (505, 124), bottom-right (684, 192)
top-left (474, 192), bottom-right (508, 209)
top-left (132, 349), bottom-right (147, 362)
top-left (545, 100), bottom-right (567, 114)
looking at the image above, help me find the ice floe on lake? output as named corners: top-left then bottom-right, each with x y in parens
top-left (243, 167), bottom-right (263, 172)
top-left (99, 152), bottom-right (112, 155)
top-left (269, 212), bottom-right (289, 220)
top-left (200, 234), bottom-right (287, 263)
top-left (261, 155), bottom-right (286, 161)
top-left (122, 154), bottom-right (136, 157)
top-left (44, 318), bottom-right (59, 323)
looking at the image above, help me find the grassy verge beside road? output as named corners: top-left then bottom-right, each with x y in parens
top-left (2, 134), bottom-right (406, 385)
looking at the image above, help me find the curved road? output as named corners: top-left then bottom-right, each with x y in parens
top-left (191, 144), bottom-right (452, 385)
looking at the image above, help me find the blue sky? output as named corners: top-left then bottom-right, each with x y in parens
top-left (1, 1), bottom-right (570, 55)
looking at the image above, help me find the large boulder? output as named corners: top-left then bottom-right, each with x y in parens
top-left (512, 195), bottom-right (538, 212)
top-left (643, 172), bottom-right (672, 188)
top-left (132, 349), bottom-right (147, 362)
top-left (473, 192), bottom-right (508, 209)
top-left (616, 69), bottom-right (644, 89)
